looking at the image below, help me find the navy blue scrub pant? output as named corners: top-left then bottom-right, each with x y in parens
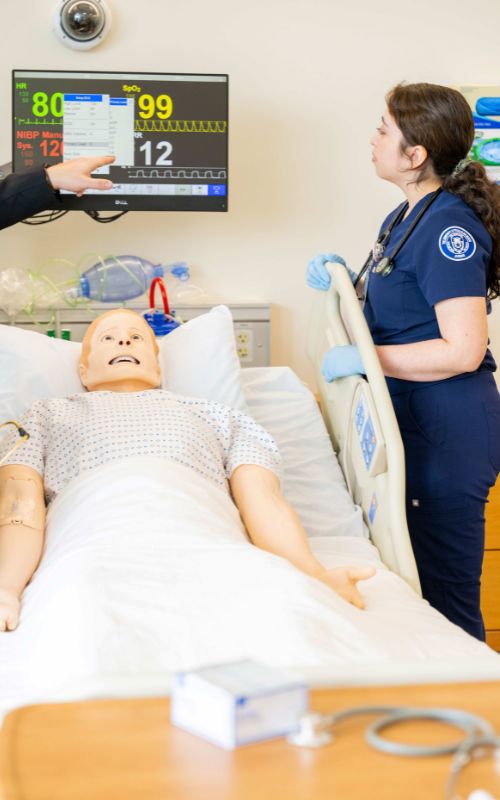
top-left (391, 372), bottom-right (500, 641)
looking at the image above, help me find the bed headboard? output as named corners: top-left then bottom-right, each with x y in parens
top-left (307, 263), bottom-right (421, 595)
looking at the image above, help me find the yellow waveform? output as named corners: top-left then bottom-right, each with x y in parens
top-left (135, 119), bottom-right (227, 133)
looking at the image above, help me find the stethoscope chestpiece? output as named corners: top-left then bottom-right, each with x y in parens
top-left (286, 713), bottom-right (335, 748)
top-left (372, 256), bottom-right (394, 277)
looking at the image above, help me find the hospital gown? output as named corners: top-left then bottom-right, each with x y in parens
top-left (0, 390), bottom-right (281, 502)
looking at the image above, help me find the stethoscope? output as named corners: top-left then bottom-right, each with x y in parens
top-left (287, 704), bottom-right (496, 756)
top-left (287, 704), bottom-right (500, 798)
top-left (353, 187), bottom-right (443, 293)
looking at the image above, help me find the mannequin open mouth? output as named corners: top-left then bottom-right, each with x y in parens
top-left (109, 356), bottom-right (140, 365)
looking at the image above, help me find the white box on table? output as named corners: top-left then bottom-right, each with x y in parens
top-left (171, 659), bottom-right (309, 750)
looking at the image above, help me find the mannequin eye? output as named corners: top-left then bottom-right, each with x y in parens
top-left (131, 333), bottom-right (143, 341)
top-left (101, 334), bottom-right (115, 342)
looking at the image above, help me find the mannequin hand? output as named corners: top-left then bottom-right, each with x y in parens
top-left (46, 155), bottom-right (115, 197)
top-left (316, 566), bottom-right (376, 609)
top-left (0, 588), bottom-right (20, 632)
top-left (321, 344), bottom-right (364, 382)
top-left (306, 253), bottom-right (357, 291)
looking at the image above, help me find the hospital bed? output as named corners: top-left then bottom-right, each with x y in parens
top-left (0, 288), bottom-right (499, 722)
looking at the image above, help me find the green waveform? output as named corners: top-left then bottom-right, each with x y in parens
top-left (17, 118), bottom-right (63, 126)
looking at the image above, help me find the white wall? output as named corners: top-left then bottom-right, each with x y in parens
top-left (2, 0), bottom-right (500, 387)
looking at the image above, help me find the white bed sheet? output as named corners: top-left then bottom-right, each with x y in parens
top-left (0, 368), bottom-right (498, 723)
top-left (240, 366), bottom-right (367, 540)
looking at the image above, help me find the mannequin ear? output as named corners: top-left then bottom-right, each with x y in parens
top-left (79, 361), bottom-right (88, 388)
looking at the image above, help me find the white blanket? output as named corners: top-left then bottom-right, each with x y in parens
top-left (1, 456), bottom-right (498, 718)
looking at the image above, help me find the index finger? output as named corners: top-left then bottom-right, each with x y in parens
top-left (87, 155), bottom-right (116, 170)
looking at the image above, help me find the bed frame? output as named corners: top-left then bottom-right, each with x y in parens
top-left (307, 263), bottom-right (421, 595)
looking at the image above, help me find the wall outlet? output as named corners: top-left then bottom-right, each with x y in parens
top-left (235, 326), bottom-right (253, 361)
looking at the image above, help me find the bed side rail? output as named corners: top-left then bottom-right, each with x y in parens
top-left (307, 262), bottom-right (421, 595)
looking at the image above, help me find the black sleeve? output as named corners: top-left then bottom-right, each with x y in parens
top-left (0, 168), bottom-right (61, 230)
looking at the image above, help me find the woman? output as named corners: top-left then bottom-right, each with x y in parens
top-left (307, 82), bottom-right (500, 640)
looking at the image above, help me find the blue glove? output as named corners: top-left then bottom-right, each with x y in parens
top-left (321, 345), bottom-right (364, 382)
top-left (306, 253), bottom-right (357, 291)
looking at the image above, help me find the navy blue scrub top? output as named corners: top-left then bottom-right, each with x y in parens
top-left (363, 189), bottom-right (497, 394)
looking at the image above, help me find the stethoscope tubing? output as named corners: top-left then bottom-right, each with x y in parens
top-left (290, 705), bottom-right (497, 758)
top-left (354, 187), bottom-right (443, 290)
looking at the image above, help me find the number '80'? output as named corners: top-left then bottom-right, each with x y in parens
top-left (32, 92), bottom-right (63, 117)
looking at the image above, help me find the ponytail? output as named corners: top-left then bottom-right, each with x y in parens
top-left (443, 161), bottom-right (500, 299)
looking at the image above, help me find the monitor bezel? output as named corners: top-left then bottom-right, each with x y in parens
top-left (12, 69), bottom-right (229, 212)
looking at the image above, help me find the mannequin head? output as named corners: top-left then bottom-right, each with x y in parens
top-left (79, 309), bottom-right (161, 392)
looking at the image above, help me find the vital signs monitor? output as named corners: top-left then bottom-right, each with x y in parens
top-left (12, 70), bottom-right (228, 212)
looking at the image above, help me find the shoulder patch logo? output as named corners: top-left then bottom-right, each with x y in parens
top-left (438, 226), bottom-right (477, 261)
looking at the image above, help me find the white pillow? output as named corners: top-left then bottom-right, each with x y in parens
top-left (160, 305), bottom-right (247, 410)
top-left (241, 366), bottom-right (367, 539)
top-left (0, 305), bottom-right (247, 423)
top-left (0, 327), bottom-right (82, 422)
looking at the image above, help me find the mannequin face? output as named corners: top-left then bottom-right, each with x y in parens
top-left (79, 310), bottom-right (161, 392)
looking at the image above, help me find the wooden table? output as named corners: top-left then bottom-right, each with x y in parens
top-left (1, 682), bottom-right (500, 800)
top-left (484, 477), bottom-right (500, 649)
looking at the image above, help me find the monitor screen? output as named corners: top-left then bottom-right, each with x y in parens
top-left (12, 69), bottom-right (228, 212)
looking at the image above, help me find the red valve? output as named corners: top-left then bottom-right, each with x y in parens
top-left (149, 276), bottom-right (170, 316)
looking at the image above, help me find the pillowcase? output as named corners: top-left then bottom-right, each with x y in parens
top-left (0, 305), bottom-right (247, 423)
top-left (241, 366), bottom-right (367, 539)
top-left (160, 305), bottom-right (247, 410)
top-left (0, 327), bottom-right (82, 422)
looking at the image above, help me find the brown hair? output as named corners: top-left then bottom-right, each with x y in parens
top-left (80, 308), bottom-right (158, 367)
top-left (386, 82), bottom-right (500, 299)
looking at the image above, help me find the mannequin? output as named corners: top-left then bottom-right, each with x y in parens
top-left (0, 309), bottom-right (374, 630)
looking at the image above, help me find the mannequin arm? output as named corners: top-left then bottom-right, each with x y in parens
top-left (229, 465), bottom-right (374, 608)
top-left (0, 465), bottom-right (46, 631)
